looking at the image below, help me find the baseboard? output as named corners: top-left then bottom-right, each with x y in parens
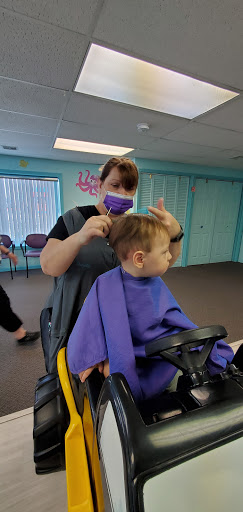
top-left (0, 265), bottom-right (41, 273)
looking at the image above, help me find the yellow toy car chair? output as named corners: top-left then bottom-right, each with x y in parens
top-left (57, 347), bottom-right (104, 512)
top-left (34, 326), bottom-right (243, 512)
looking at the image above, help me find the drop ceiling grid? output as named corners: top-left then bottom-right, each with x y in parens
top-left (0, 1), bottom-right (241, 170)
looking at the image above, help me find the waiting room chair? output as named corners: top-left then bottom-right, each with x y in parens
top-left (20, 233), bottom-right (47, 278)
top-left (0, 234), bottom-right (16, 279)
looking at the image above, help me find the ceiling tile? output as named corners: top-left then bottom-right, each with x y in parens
top-left (184, 156), bottom-right (243, 170)
top-left (140, 139), bottom-right (220, 157)
top-left (198, 97), bottom-right (243, 133)
top-left (132, 149), bottom-right (243, 171)
top-left (165, 123), bottom-right (243, 149)
top-left (93, 0), bottom-right (243, 89)
top-left (0, 131), bottom-right (53, 152)
top-left (230, 143), bottom-right (243, 153)
top-left (64, 93), bottom-right (189, 137)
top-left (0, 78), bottom-right (67, 118)
top-left (0, 1), bottom-right (242, 170)
top-left (0, 0), bottom-right (100, 34)
top-left (0, 8), bottom-right (88, 89)
top-left (0, 148), bottom-right (51, 159)
top-left (130, 148), bottom-right (185, 162)
top-left (131, 149), bottom-right (211, 166)
top-left (50, 148), bottom-right (109, 165)
top-left (213, 149), bottom-right (243, 159)
top-left (0, 111), bottom-right (58, 137)
top-left (57, 120), bottom-right (162, 149)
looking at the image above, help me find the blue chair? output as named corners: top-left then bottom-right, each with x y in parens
top-left (20, 233), bottom-right (47, 278)
top-left (0, 234), bottom-right (16, 279)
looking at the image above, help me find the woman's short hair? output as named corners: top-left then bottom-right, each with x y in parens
top-left (109, 214), bottom-right (170, 261)
top-left (100, 157), bottom-right (138, 190)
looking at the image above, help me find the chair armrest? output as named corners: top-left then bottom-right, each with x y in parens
top-left (11, 240), bottom-right (15, 252)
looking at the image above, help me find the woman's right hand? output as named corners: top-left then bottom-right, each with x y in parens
top-left (78, 215), bottom-right (113, 245)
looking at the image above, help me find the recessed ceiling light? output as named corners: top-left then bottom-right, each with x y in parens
top-left (75, 44), bottom-right (239, 119)
top-left (53, 138), bottom-right (133, 156)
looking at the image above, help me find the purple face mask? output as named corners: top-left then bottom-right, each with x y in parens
top-left (103, 190), bottom-right (134, 215)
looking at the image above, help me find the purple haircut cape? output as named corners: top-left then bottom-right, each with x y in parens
top-left (67, 266), bottom-right (234, 403)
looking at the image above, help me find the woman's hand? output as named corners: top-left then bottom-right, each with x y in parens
top-left (41, 214), bottom-right (113, 277)
top-left (148, 198), bottom-right (182, 266)
top-left (148, 198), bottom-right (180, 239)
top-left (78, 215), bottom-right (113, 246)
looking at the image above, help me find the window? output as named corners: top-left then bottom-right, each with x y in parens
top-left (0, 176), bottom-right (61, 245)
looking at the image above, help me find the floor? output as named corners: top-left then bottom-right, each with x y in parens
top-left (0, 340), bottom-right (242, 512)
top-left (0, 408), bottom-right (67, 512)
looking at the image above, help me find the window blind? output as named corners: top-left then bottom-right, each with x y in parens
top-left (0, 176), bottom-right (61, 245)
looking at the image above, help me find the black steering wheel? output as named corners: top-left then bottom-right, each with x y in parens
top-left (145, 325), bottom-right (228, 376)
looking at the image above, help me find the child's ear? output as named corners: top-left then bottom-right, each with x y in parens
top-left (133, 251), bottom-right (144, 268)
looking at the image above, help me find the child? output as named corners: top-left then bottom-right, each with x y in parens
top-left (67, 215), bottom-right (234, 403)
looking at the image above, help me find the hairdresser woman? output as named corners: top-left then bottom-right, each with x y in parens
top-left (40, 157), bottom-right (182, 373)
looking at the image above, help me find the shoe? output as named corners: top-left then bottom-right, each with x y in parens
top-left (18, 331), bottom-right (40, 343)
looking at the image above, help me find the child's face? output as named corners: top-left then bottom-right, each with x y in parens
top-left (143, 235), bottom-right (172, 277)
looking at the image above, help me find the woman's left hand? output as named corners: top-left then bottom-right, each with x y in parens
top-left (148, 198), bottom-right (180, 239)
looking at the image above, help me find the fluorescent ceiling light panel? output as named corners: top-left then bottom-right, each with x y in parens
top-left (53, 138), bottom-right (133, 156)
top-left (75, 44), bottom-right (239, 119)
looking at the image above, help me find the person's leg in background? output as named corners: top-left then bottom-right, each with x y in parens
top-left (0, 284), bottom-right (40, 343)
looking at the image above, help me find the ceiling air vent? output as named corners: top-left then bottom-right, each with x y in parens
top-left (2, 145), bottom-right (18, 150)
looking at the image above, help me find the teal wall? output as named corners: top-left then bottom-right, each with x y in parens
top-left (1, 154), bottom-right (243, 273)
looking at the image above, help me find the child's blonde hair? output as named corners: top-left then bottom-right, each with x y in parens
top-left (109, 214), bottom-right (170, 261)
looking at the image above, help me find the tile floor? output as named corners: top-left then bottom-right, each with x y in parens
top-left (1, 340), bottom-right (242, 512)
